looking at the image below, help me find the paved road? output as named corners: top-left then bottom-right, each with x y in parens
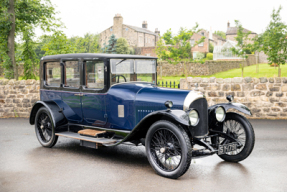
top-left (0, 119), bottom-right (287, 192)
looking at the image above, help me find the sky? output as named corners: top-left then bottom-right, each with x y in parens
top-left (45, 0), bottom-right (287, 38)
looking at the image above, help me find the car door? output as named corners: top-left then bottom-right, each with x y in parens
top-left (61, 59), bottom-right (83, 123)
top-left (82, 59), bottom-right (107, 127)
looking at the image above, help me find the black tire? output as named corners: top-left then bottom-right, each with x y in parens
top-left (145, 120), bottom-right (192, 179)
top-left (35, 107), bottom-right (58, 148)
top-left (218, 113), bottom-right (255, 162)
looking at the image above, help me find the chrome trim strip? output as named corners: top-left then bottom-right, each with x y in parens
top-left (183, 91), bottom-right (205, 111)
top-left (68, 123), bottom-right (131, 134)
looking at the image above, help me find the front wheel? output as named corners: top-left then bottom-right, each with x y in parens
top-left (145, 120), bottom-right (192, 179)
top-left (217, 113), bottom-right (255, 162)
top-left (35, 107), bottom-right (58, 148)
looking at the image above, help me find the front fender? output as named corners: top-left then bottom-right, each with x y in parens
top-left (104, 110), bottom-right (189, 146)
top-left (29, 101), bottom-right (68, 128)
top-left (209, 103), bottom-right (252, 116)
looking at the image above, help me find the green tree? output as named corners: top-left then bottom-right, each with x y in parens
top-left (156, 25), bottom-right (205, 62)
top-left (162, 29), bottom-right (174, 45)
top-left (214, 31), bottom-right (226, 39)
top-left (21, 25), bottom-right (39, 79)
top-left (71, 33), bottom-right (101, 53)
top-left (155, 37), bottom-right (169, 60)
top-left (260, 6), bottom-right (287, 77)
top-left (209, 42), bottom-right (214, 53)
top-left (0, 0), bottom-right (58, 80)
top-left (42, 31), bottom-right (76, 55)
top-left (116, 38), bottom-right (130, 54)
top-left (101, 34), bottom-right (117, 54)
top-left (156, 25), bottom-right (205, 78)
top-left (230, 20), bottom-right (252, 77)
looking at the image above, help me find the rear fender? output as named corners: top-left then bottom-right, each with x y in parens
top-left (29, 101), bottom-right (68, 128)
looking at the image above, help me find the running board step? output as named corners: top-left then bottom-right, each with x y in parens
top-left (55, 131), bottom-right (118, 145)
top-left (78, 129), bottom-right (106, 137)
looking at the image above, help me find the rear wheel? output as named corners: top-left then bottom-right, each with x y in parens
top-left (145, 120), bottom-right (192, 179)
top-left (217, 113), bottom-right (255, 162)
top-left (35, 107), bottom-right (58, 148)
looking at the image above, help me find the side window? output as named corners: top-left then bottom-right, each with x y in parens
top-left (64, 61), bottom-right (80, 88)
top-left (85, 61), bottom-right (104, 89)
top-left (46, 62), bottom-right (61, 87)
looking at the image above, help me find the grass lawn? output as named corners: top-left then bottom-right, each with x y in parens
top-left (157, 63), bottom-right (287, 83)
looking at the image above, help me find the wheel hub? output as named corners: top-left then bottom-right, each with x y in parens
top-left (160, 147), bottom-right (166, 153)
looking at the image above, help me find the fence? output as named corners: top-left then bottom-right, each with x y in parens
top-left (157, 81), bottom-right (180, 89)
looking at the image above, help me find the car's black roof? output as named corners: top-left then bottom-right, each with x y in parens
top-left (41, 53), bottom-right (157, 60)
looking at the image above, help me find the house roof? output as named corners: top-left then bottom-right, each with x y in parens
top-left (124, 24), bottom-right (158, 36)
top-left (212, 33), bottom-right (226, 41)
top-left (226, 27), bottom-right (257, 35)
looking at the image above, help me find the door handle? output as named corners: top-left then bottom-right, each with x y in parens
top-left (74, 93), bottom-right (83, 96)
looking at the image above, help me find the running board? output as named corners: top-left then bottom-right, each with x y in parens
top-left (55, 131), bottom-right (118, 147)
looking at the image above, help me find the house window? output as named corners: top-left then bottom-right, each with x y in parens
top-left (110, 28), bottom-right (113, 32)
top-left (190, 39), bottom-right (195, 46)
top-left (126, 28), bottom-right (128, 31)
top-left (198, 42), bottom-right (204, 47)
top-left (201, 32), bottom-right (204, 36)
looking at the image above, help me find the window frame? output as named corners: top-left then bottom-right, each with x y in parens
top-left (62, 58), bottom-right (82, 92)
top-left (82, 58), bottom-right (107, 93)
top-left (43, 60), bottom-right (62, 90)
top-left (109, 58), bottom-right (157, 86)
top-left (83, 59), bottom-right (106, 91)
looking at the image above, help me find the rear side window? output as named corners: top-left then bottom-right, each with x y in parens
top-left (46, 62), bottom-right (61, 87)
top-left (85, 61), bottom-right (104, 89)
top-left (65, 61), bottom-right (80, 88)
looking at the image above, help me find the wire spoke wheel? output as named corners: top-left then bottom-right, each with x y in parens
top-left (219, 119), bottom-right (247, 155)
top-left (216, 113), bottom-right (255, 163)
top-left (36, 112), bottom-right (52, 143)
top-left (146, 121), bottom-right (192, 178)
top-left (150, 128), bottom-right (182, 172)
top-left (35, 107), bottom-right (58, 148)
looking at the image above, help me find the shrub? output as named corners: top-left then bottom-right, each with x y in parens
top-left (193, 52), bottom-right (205, 60)
top-left (206, 53), bottom-right (213, 60)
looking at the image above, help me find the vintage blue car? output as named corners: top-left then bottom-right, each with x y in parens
top-left (29, 53), bottom-right (255, 179)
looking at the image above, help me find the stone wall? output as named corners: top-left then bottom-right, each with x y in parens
top-left (0, 78), bottom-right (287, 119)
top-left (157, 55), bottom-right (256, 77)
top-left (0, 79), bottom-right (40, 118)
top-left (180, 77), bottom-right (287, 119)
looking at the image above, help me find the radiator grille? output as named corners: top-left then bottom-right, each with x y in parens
top-left (189, 98), bottom-right (208, 137)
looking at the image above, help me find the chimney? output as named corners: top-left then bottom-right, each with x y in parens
top-left (155, 28), bottom-right (160, 36)
top-left (142, 21), bottom-right (148, 29)
top-left (209, 27), bottom-right (212, 40)
top-left (113, 13), bottom-right (123, 38)
top-left (227, 21), bottom-right (230, 28)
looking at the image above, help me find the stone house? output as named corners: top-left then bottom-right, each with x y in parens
top-left (99, 14), bottom-right (160, 56)
top-left (226, 21), bottom-right (257, 44)
top-left (190, 30), bottom-right (226, 58)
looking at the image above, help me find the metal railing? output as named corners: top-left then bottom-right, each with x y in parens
top-left (157, 81), bottom-right (180, 89)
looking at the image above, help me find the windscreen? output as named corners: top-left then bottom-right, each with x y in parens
top-left (110, 59), bottom-right (156, 85)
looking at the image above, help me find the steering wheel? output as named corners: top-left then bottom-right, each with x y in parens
top-left (112, 75), bottom-right (127, 83)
